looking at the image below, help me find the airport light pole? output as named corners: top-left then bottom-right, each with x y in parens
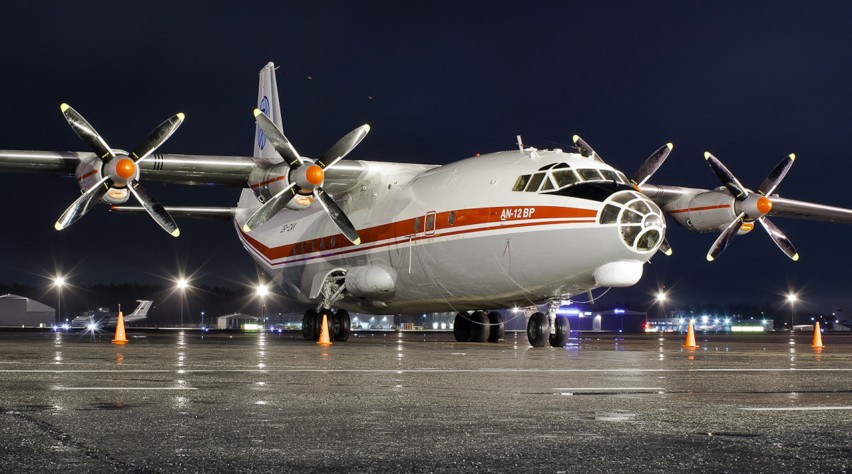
top-left (655, 290), bottom-right (667, 325)
top-left (256, 283), bottom-right (269, 325)
top-left (53, 275), bottom-right (66, 324)
top-left (176, 278), bottom-right (189, 328)
top-left (786, 292), bottom-right (798, 331)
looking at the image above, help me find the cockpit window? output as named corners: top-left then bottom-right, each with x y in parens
top-left (512, 175), bottom-right (530, 191)
top-left (525, 173), bottom-right (545, 192)
top-left (578, 169), bottom-right (603, 181)
top-left (552, 169), bottom-right (579, 188)
top-left (601, 169), bottom-right (621, 182)
top-left (540, 174), bottom-right (555, 191)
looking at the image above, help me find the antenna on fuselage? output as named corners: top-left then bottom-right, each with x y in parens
top-left (516, 135), bottom-right (524, 154)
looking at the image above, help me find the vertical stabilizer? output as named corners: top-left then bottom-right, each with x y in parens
top-left (254, 62), bottom-right (284, 163)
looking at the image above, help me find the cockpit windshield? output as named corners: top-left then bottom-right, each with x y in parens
top-left (512, 163), bottom-right (630, 193)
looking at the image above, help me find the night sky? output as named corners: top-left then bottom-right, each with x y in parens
top-left (2, 1), bottom-right (852, 313)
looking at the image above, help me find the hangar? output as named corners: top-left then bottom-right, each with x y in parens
top-left (0, 294), bottom-right (54, 327)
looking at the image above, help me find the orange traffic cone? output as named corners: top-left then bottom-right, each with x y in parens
top-left (317, 313), bottom-right (331, 346)
top-left (112, 310), bottom-right (128, 344)
top-left (812, 321), bottom-right (825, 349)
top-left (682, 320), bottom-right (698, 349)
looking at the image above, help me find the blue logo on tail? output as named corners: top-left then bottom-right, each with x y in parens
top-left (257, 96), bottom-right (270, 150)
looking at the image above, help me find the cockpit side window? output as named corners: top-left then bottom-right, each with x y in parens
top-left (525, 173), bottom-right (545, 192)
top-left (540, 174), bottom-right (556, 191)
top-left (601, 169), bottom-right (621, 182)
top-left (512, 175), bottom-right (530, 191)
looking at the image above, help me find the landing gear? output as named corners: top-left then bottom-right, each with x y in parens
top-left (454, 311), bottom-right (505, 343)
top-left (302, 308), bottom-right (351, 342)
top-left (526, 299), bottom-right (571, 347)
top-left (527, 312), bottom-right (549, 347)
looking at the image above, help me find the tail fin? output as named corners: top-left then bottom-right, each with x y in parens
top-left (126, 300), bottom-right (153, 321)
top-left (254, 62), bottom-right (284, 163)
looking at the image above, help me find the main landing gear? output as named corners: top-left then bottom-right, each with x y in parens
top-left (526, 300), bottom-right (570, 348)
top-left (302, 308), bottom-right (351, 342)
top-left (453, 311), bottom-right (505, 343)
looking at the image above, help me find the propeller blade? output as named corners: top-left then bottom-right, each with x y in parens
top-left (242, 182), bottom-right (298, 232)
top-left (316, 125), bottom-right (371, 170)
top-left (706, 212), bottom-right (745, 261)
top-left (758, 216), bottom-right (799, 261)
top-left (60, 104), bottom-right (115, 161)
top-left (659, 238), bottom-right (673, 256)
top-left (314, 188), bottom-right (360, 245)
top-left (130, 113), bottom-right (185, 163)
top-left (254, 109), bottom-right (303, 168)
top-left (128, 183), bottom-right (180, 237)
top-left (55, 176), bottom-right (110, 230)
top-left (572, 135), bottom-right (605, 163)
top-left (758, 153), bottom-right (795, 196)
top-left (631, 143), bottom-right (673, 187)
top-left (704, 152), bottom-right (749, 200)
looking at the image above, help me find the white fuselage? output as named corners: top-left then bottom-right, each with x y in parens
top-left (234, 149), bottom-right (665, 314)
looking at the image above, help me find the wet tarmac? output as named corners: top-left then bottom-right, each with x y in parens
top-left (0, 329), bottom-right (850, 472)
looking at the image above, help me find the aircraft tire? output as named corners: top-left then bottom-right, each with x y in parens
top-left (527, 312), bottom-right (549, 347)
top-left (453, 312), bottom-right (471, 342)
top-left (549, 315), bottom-right (570, 347)
top-left (302, 309), bottom-right (317, 341)
top-left (487, 311), bottom-right (505, 342)
top-left (469, 310), bottom-right (490, 342)
top-left (334, 309), bottom-right (351, 342)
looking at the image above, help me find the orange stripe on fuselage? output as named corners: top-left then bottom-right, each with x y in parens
top-left (667, 204), bottom-right (730, 214)
top-left (240, 205), bottom-right (598, 264)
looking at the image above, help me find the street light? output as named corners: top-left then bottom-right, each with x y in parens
top-left (255, 283), bottom-right (269, 322)
top-left (52, 275), bottom-right (66, 324)
top-left (786, 292), bottom-right (798, 331)
top-left (176, 277), bottom-right (189, 327)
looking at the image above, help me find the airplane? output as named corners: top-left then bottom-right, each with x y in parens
top-left (68, 300), bottom-right (153, 330)
top-left (4, 61), bottom-right (852, 347)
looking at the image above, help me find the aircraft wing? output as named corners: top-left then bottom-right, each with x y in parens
top-left (110, 206), bottom-right (236, 220)
top-left (0, 150), bottom-right (257, 187)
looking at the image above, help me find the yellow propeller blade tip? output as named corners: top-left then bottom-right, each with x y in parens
top-left (663, 248), bottom-right (673, 256)
top-left (706, 254), bottom-right (715, 262)
top-left (176, 112), bottom-right (185, 121)
top-left (789, 153), bottom-right (796, 161)
top-left (242, 224), bottom-right (252, 233)
top-left (253, 109), bottom-right (262, 117)
top-left (572, 135), bottom-right (580, 143)
top-left (364, 124), bottom-right (371, 133)
top-left (54, 222), bottom-right (63, 231)
top-left (792, 253), bottom-right (800, 261)
top-left (703, 151), bottom-right (712, 160)
top-left (666, 143), bottom-right (674, 150)
top-left (171, 229), bottom-right (181, 238)
top-left (60, 103), bottom-right (70, 112)
top-left (353, 238), bottom-right (362, 246)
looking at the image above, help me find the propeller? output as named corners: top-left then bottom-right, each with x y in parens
top-left (572, 135), bottom-right (674, 254)
top-left (703, 152), bottom-right (798, 261)
top-left (56, 104), bottom-right (184, 236)
top-left (242, 109), bottom-right (369, 245)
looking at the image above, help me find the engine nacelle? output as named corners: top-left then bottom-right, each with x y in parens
top-left (74, 155), bottom-right (130, 205)
top-left (247, 162), bottom-right (314, 210)
top-left (667, 190), bottom-right (737, 233)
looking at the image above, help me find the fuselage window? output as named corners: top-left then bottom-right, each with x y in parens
top-left (525, 173), bottom-right (545, 192)
top-left (330, 236), bottom-right (336, 247)
top-left (425, 213), bottom-right (435, 232)
top-left (320, 239), bottom-right (325, 250)
top-left (512, 175), bottom-right (530, 191)
top-left (414, 217), bottom-right (422, 233)
top-left (552, 169), bottom-right (579, 188)
top-left (578, 169), bottom-right (603, 181)
top-left (448, 211), bottom-right (456, 225)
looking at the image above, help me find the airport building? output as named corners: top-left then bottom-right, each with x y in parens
top-left (217, 313), bottom-right (261, 330)
top-left (0, 294), bottom-right (54, 327)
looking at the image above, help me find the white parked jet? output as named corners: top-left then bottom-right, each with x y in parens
top-left (3, 62), bottom-right (852, 347)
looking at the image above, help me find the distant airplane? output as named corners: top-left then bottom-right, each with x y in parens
top-left (3, 62), bottom-right (852, 346)
top-left (69, 300), bottom-right (153, 329)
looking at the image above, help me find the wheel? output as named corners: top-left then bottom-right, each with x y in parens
top-left (302, 309), bottom-right (317, 341)
top-left (487, 311), bottom-right (505, 343)
top-left (316, 309), bottom-right (334, 341)
top-left (469, 311), bottom-right (490, 342)
top-left (549, 314), bottom-right (570, 347)
top-left (453, 312), bottom-right (471, 342)
top-left (527, 312), bottom-right (549, 347)
top-left (334, 309), bottom-right (351, 342)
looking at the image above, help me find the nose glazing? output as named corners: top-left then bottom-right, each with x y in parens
top-left (598, 191), bottom-right (666, 253)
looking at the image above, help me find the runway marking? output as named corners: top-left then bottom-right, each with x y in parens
top-left (52, 387), bottom-right (198, 391)
top-left (739, 406), bottom-right (852, 412)
top-left (552, 387), bottom-right (665, 391)
top-left (1, 368), bottom-right (851, 374)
